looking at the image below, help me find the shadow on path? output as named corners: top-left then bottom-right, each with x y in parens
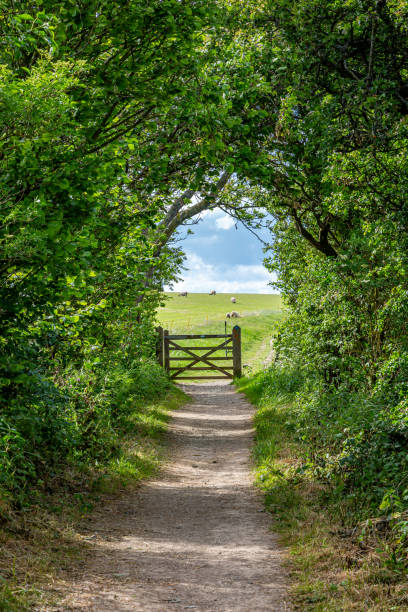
top-left (56, 382), bottom-right (290, 612)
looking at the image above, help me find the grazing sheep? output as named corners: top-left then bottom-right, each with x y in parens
top-left (230, 297), bottom-right (236, 303)
top-left (209, 290), bottom-right (216, 295)
top-left (226, 311), bottom-right (240, 319)
top-left (178, 291), bottom-right (188, 297)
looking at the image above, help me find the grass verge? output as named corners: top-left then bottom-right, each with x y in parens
top-left (0, 386), bottom-right (187, 611)
top-left (237, 370), bottom-right (408, 611)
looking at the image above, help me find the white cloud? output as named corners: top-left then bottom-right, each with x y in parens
top-left (166, 253), bottom-right (276, 294)
top-left (182, 252), bottom-right (214, 274)
top-left (235, 264), bottom-right (272, 278)
top-left (198, 208), bottom-right (224, 219)
top-left (215, 215), bottom-right (235, 230)
top-left (187, 233), bottom-right (219, 246)
top-left (198, 209), bottom-right (216, 219)
top-left (191, 208), bottom-right (234, 228)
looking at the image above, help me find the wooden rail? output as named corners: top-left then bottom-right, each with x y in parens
top-left (156, 326), bottom-right (242, 380)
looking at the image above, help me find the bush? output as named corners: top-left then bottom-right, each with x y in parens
top-left (250, 363), bottom-right (408, 560)
top-left (0, 345), bottom-right (171, 506)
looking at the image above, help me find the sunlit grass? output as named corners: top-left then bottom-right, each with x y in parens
top-left (100, 389), bottom-right (186, 490)
top-left (158, 292), bottom-right (282, 332)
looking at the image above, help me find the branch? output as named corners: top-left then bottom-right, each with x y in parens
top-left (159, 171), bottom-right (231, 242)
top-left (292, 208), bottom-right (338, 257)
top-left (218, 205), bottom-right (269, 246)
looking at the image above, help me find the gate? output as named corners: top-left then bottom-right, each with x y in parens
top-left (156, 326), bottom-right (242, 380)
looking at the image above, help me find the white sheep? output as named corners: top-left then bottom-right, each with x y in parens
top-left (209, 290), bottom-right (216, 295)
top-left (225, 311), bottom-right (240, 319)
top-left (178, 291), bottom-right (188, 297)
top-left (230, 297), bottom-right (236, 303)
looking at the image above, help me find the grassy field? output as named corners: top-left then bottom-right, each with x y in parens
top-left (158, 292), bottom-right (282, 331)
top-left (157, 292), bottom-right (283, 373)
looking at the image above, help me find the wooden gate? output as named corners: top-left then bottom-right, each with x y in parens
top-left (156, 326), bottom-right (242, 380)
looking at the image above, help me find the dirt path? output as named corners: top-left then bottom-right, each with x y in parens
top-left (57, 382), bottom-right (290, 611)
top-left (263, 338), bottom-right (275, 369)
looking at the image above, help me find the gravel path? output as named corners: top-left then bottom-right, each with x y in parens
top-left (59, 382), bottom-right (290, 611)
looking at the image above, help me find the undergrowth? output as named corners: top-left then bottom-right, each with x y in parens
top-left (238, 366), bottom-right (408, 611)
top-left (0, 357), bottom-right (169, 509)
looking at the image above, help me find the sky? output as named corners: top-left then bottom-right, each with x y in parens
top-left (165, 209), bottom-right (277, 294)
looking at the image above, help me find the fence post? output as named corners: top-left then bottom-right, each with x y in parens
top-left (155, 326), bottom-right (164, 367)
top-left (232, 325), bottom-right (242, 378)
top-left (163, 329), bottom-right (170, 374)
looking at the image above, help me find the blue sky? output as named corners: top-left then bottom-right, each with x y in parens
top-left (166, 209), bottom-right (277, 294)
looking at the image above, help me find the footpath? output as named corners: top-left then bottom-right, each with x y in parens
top-left (55, 382), bottom-right (289, 611)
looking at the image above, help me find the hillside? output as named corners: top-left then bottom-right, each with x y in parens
top-left (157, 292), bottom-right (282, 331)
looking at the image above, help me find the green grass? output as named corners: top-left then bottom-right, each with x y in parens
top-left (157, 292), bottom-right (283, 373)
top-left (158, 292), bottom-right (282, 331)
top-left (0, 293), bottom-right (280, 609)
top-left (100, 388), bottom-right (186, 490)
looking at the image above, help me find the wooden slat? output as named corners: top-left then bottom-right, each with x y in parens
top-left (166, 337), bottom-right (233, 377)
top-left (167, 339), bottom-right (232, 350)
top-left (155, 326), bottom-right (164, 367)
top-left (167, 334), bottom-right (231, 340)
top-left (164, 329), bottom-right (170, 373)
top-left (164, 338), bottom-right (234, 379)
top-left (169, 356), bottom-right (233, 361)
top-left (161, 328), bottom-right (241, 381)
top-left (168, 345), bottom-right (231, 351)
top-left (172, 376), bottom-right (233, 380)
top-left (170, 366), bottom-right (233, 371)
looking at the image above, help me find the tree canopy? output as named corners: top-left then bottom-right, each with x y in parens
top-left (1, 0), bottom-right (408, 571)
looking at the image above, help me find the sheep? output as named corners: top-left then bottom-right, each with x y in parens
top-left (230, 297), bottom-right (236, 303)
top-left (178, 291), bottom-right (188, 297)
top-left (225, 311), bottom-right (240, 319)
top-left (209, 290), bottom-right (216, 295)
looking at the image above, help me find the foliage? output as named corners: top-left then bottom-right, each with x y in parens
top-left (238, 367), bottom-right (408, 610)
top-left (0, 0), bottom-right (223, 506)
top-left (0, 387), bottom-right (187, 612)
top-left (1, 0), bottom-right (408, 597)
top-left (189, 0), bottom-right (408, 581)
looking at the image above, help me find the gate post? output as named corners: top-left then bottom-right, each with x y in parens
top-left (155, 326), bottom-right (164, 367)
top-left (163, 329), bottom-right (170, 374)
top-left (232, 325), bottom-right (242, 378)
